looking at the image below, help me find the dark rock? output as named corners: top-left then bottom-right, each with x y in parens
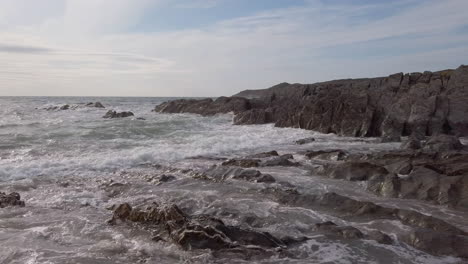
top-left (202, 166), bottom-right (275, 183)
top-left (305, 150), bottom-right (348, 161)
top-left (313, 221), bottom-right (364, 239)
top-left (60, 104), bottom-right (70, 110)
top-left (222, 159), bottom-right (260, 168)
top-left (0, 192), bottom-right (25, 208)
top-left (246, 151), bottom-right (279, 159)
top-left (158, 174), bottom-right (176, 183)
top-left (325, 162), bottom-right (389, 181)
top-left (154, 97), bottom-right (250, 116)
top-left (406, 228), bottom-right (468, 258)
top-left (260, 188), bottom-right (467, 237)
top-left (423, 134), bottom-right (464, 152)
top-left (155, 65), bottom-right (468, 137)
top-left (94, 102), bottom-right (105, 108)
top-left (295, 137), bottom-right (316, 145)
top-left (401, 137), bottom-right (422, 150)
top-left (260, 154), bottom-right (299, 167)
top-left (110, 203), bottom-right (293, 251)
top-left (136, 117), bottom-right (146, 120)
top-left (103, 110), bottom-right (134, 118)
top-left (366, 230), bottom-right (393, 245)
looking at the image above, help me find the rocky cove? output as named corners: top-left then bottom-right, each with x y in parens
top-left (1, 66), bottom-right (468, 263)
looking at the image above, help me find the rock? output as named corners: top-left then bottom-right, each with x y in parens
top-left (260, 188), bottom-right (467, 237)
top-left (401, 137), bottom-right (422, 150)
top-left (260, 154), bottom-right (299, 167)
top-left (110, 203), bottom-right (294, 251)
top-left (246, 151), bottom-right (279, 159)
top-left (154, 97), bottom-right (251, 116)
top-left (103, 110), bottom-right (134, 118)
top-left (406, 228), bottom-right (468, 258)
top-left (305, 150), bottom-right (348, 161)
top-left (313, 221), bottom-right (364, 239)
top-left (222, 159), bottom-right (260, 168)
top-left (202, 166), bottom-right (275, 183)
top-left (0, 192), bottom-right (25, 208)
top-left (158, 174), bottom-right (176, 184)
top-left (295, 137), bottom-right (316, 145)
top-left (60, 104), bottom-right (70, 110)
top-left (94, 102), bottom-right (105, 108)
top-left (86, 102), bottom-right (105, 108)
top-left (325, 162), bottom-right (389, 181)
top-left (380, 135), bottom-right (401, 143)
top-left (136, 117), bottom-right (146, 120)
top-left (366, 230), bottom-right (393, 245)
top-left (423, 134), bottom-right (464, 152)
top-left (155, 65), bottom-right (468, 137)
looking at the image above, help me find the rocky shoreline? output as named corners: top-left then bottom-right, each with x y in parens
top-left (145, 66), bottom-right (468, 260)
top-left (100, 134), bottom-right (468, 261)
top-left (154, 65), bottom-right (468, 139)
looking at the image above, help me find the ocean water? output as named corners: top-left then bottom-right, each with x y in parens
top-left (0, 97), bottom-right (466, 264)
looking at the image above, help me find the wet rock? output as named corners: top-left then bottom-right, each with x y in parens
top-left (0, 192), bottom-right (25, 208)
top-left (156, 174), bottom-right (176, 185)
top-left (366, 230), bottom-right (393, 245)
top-left (246, 151), bottom-right (279, 159)
top-left (260, 154), bottom-right (299, 167)
top-left (305, 149), bottom-right (348, 161)
top-left (222, 159), bottom-right (260, 168)
top-left (86, 102), bottom-right (105, 108)
top-left (103, 110), bottom-right (134, 118)
top-left (60, 104), bottom-right (70, 110)
top-left (401, 137), bottom-right (422, 150)
top-left (202, 166), bottom-right (275, 183)
top-left (406, 228), bottom-right (468, 258)
top-left (313, 221), bottom-right (364, 239)
top-left (325, 162), bottom-right (389, 181)
top-left (109, 203), bottom-right (291, 251)
top-left (154, 97), bottom-right (250, 116)
top-left (260, 188), bottom-right (467, 236)
top-left (156, 65), bottom-right (468, 137)
top-left (423, 134), bottom-right (464, 152)
top-left (380, 135), bottom-right (401, 143)
top-left (295, 137), bottom-right (316, 145)
top-left (136, 117), bottom-right (146, 120)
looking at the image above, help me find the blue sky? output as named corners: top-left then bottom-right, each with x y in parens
top-left (0, 0), bottom-right (467, 96)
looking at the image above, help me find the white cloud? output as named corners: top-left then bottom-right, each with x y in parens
top-left (0, 0), bottom-right (467, 96)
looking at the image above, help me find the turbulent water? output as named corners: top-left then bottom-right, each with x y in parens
top-left (0, 97), bottom-right (466, 264)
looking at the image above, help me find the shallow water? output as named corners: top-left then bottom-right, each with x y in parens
top-left (0, 97), bottom-right (466, 264)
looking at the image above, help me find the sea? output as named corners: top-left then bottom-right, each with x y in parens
top-left (0, 96), bottom-right (465, 264)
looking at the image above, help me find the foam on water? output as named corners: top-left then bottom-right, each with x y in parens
top-left (0, 96), bottom-right (466, 264)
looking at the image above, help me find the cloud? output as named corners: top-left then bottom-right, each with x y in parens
top-left (0, 0), bottom-right (467, 97)
top-left (175, 0), bottom-right (223, 9)
top-left (0, 43), bottom-right (52, 54)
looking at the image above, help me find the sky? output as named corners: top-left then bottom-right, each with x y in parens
top-left (0, 0), bottom-right (467, 97)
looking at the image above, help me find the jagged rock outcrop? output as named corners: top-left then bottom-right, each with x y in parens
top-left (109, 202), bottom-right (303, 253)
top-left (154, 65), bottom-right (468, 137)
top-left (103, 110), bottom-right (134, 118)
top-left (0, 192), bottom-right (25, 208)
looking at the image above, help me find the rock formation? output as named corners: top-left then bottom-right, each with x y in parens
top-left (154, 65), bottom-right (468, 138)
top-left (103, 110), bottom-right (134, 118)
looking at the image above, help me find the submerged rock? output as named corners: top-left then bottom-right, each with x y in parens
top-left (59, 104), bottom-right (70, 110)
top-left (0, 192), bottom-right (25, 208)
top-left (222, 158), bottom-right (260, 168)
top-left (109, 202), bottom-right (300, 252)
top-left (305, 149), bottom-right (348, 161)
top-left (295, 137), bottom-right (316, 145)
top-left (103, 110), bottom-right (134, 118)
top-left (324, 162), bottom-right (389, 181)
top-left (246, 151), bottom-right (279, 159)
top-left (423, 134), bottom-right (464, 152)
top-left (202, 166), bottom-right (275, 183)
